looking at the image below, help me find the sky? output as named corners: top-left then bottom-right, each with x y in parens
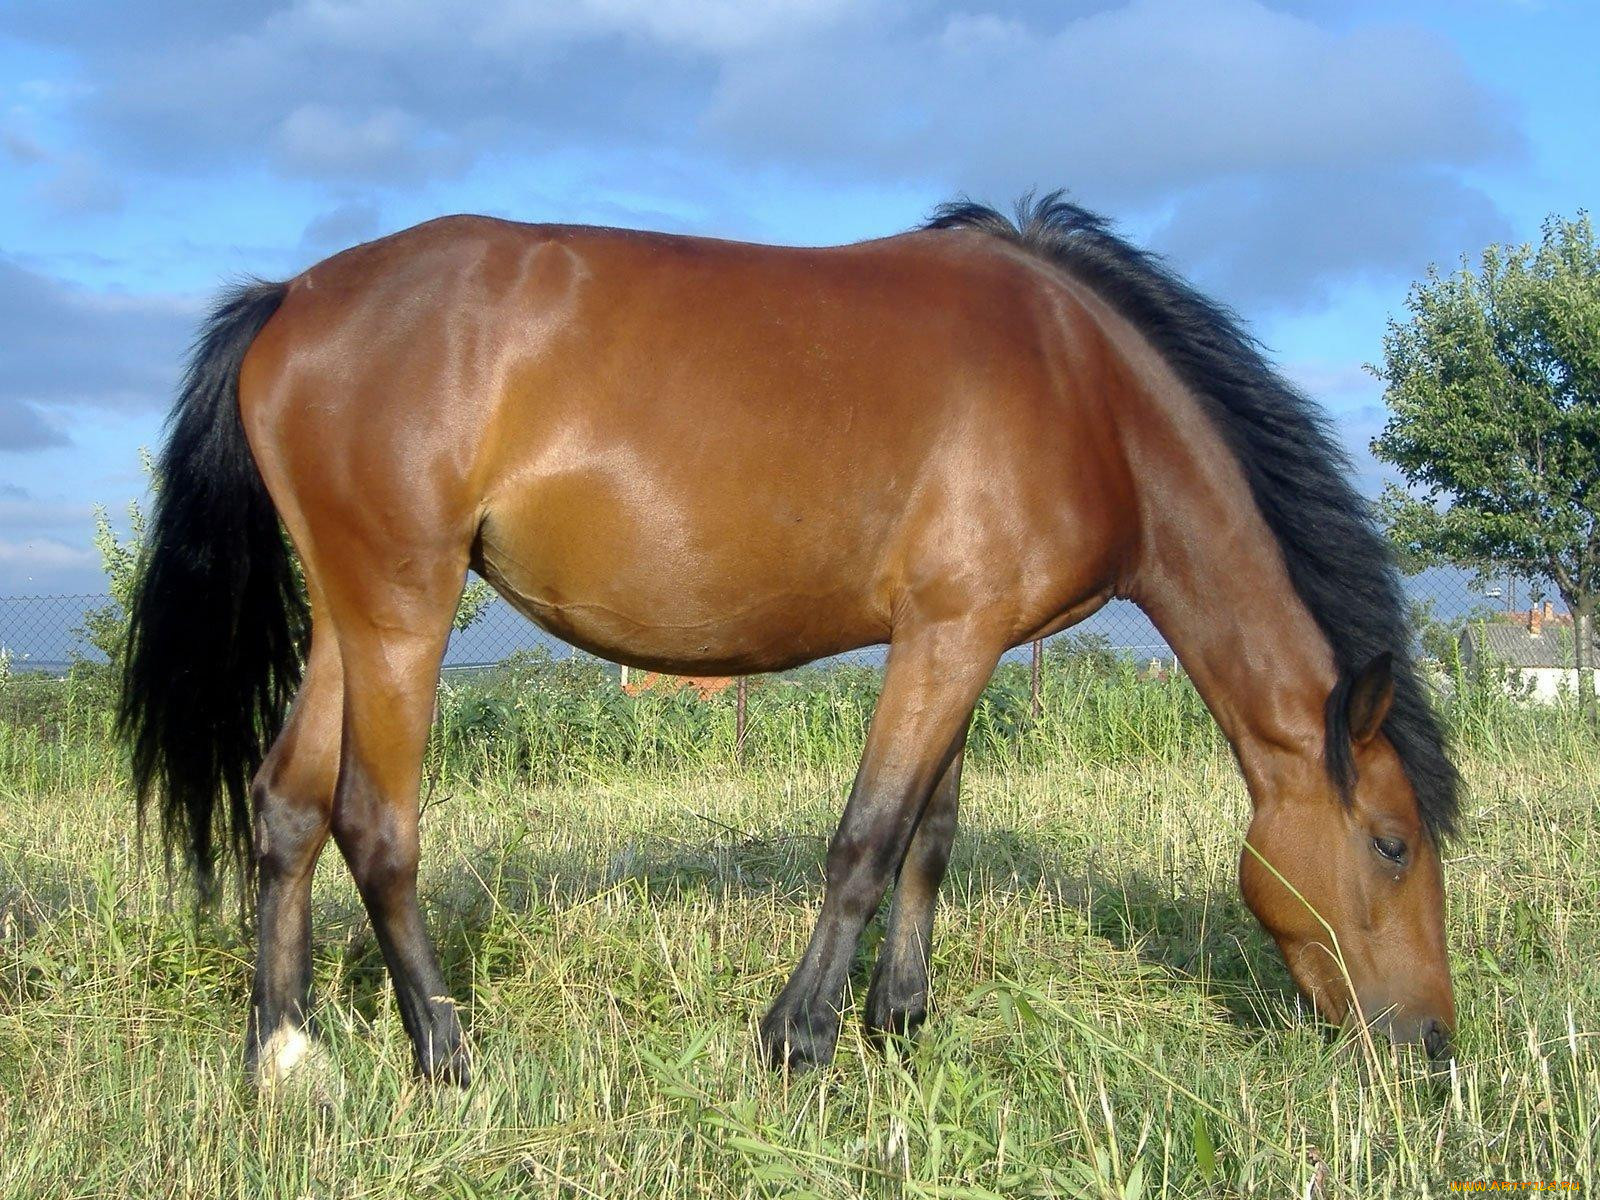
top-left (0, 0), bottom-right (1595, 595)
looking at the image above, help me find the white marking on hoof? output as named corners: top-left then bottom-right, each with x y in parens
top-left (257, 1022), bottom-right (314, 1085)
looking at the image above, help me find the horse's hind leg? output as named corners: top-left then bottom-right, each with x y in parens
top-left (864, 732), bottom-right (966, 1040)
top-left (760, 621), bottom-right (1002, 1069)
top-left (323, 558), bottom-right (468, 1083)
top-left (247, 615), bottom-right (343, 1081)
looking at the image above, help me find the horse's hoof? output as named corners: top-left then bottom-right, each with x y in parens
top-left (419, 1042), bottom-right (473, 1088)
top-left (863, 953), bottom-right (932, 1042)
top-left (251, 1020), bottom-right (318, 1086)
top-left (434, 1055), bottom-right (472, 1088)
top-left (758, 1002), bottom-right (840, 1070)
top-left (864, 993), bottom-right (928, 1043)
top-left (249, 1021), bottom-right (345, 1106)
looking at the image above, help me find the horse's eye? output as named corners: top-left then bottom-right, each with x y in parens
top-left (1373, 836), bottom-right (1407, 863)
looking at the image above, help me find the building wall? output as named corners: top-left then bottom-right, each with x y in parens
top-left (1514, 667), bottom-right (1600, 703)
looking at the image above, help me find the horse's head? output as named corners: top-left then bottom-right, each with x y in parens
top-left (1239, 653), bottom-right (1455, 1063)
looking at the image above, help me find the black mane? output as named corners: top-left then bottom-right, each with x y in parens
top-left (926, 192), bottom-right (1460, 841)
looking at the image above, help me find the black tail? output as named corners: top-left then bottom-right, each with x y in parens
top-left (119, 279), bottom-right (305, 904)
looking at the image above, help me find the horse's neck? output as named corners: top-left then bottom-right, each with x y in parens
top-left (1120, 385), bottom-right (1340, 796)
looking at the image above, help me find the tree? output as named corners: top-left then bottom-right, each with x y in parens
top-left (79, 498), bottom-right (148, 668)
top-left (1372, 212), bottom-right (1600, 723)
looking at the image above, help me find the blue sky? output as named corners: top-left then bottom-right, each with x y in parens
top-left (1, 0), bottom-right (1595, 594)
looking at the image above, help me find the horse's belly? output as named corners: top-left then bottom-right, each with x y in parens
top-left (487, 584), bottom-right (885, 675)
top-left (473, 479), bottom-right (893, 674)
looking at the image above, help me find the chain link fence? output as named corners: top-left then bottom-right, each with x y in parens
top-left (2, 568), bottom-right (1573, 701)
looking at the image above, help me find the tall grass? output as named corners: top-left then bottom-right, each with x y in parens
top-left (2, 644), bottom-right (1579, 800)
top-left (1, 651), bottom-right (1596, 1196)
top-left (422, 648), bottom-right (1224, 795)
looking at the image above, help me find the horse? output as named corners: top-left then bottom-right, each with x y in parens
top-left (120, 192), bottom-right (1460, 1084)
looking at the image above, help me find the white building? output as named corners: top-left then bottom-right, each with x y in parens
top-left (1459, 606), bottom-right (1600, 703)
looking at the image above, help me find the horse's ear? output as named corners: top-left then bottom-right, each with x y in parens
top-left (1345, 652), bottom-right (1395, 746)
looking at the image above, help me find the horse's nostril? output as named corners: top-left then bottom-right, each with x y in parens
top-left (1422, 1020), bottom-right (1451, 1061)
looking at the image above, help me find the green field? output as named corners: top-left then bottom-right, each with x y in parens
top-left (1, 655), bottom-right (1596, 1197)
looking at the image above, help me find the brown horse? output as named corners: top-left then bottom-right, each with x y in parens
top-left (120, 193), bottom-right (1459, 1084)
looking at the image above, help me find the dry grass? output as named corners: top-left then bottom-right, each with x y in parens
top-left (2, 712), bottom-right (1597, 1197)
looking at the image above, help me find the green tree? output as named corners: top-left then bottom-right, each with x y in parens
top-left (1372, 213), bottom-right (1600, 723)
top-left (78, 500), bottom-right (148, 668)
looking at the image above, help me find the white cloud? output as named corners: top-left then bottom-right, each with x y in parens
top-left (298, 197), bottom-right (384, 252)
top-left (0, 1), bottom-right (1531, 311)
top-left (0, 493), bottom-right (97, 529)
top-left (1, 117), bottom-right (124, 215)
top-left (1151, 166), bottom-right (1512, 311)
top-left (34, 152), bottom-right (125, 214)
top-left (0, 538), bottom-right (97, 570)
top-left (1283, 359), bottom-right (1380, 402)
top-left (705, 0), bottom-right (1518, 203)
top-left (0, 257), bottom-right (193, 437)
top-left (9, 0), bottom-right (1517, 202)
top-left (273, 104), bottom-right (469, 182)
top-left (0, 401), bottom-right (65, 451)
top-left (280, 0), bottom-right (865, 55)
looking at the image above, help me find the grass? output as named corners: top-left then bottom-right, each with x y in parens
top-left (0, 657), bottom-right (1596, 1197)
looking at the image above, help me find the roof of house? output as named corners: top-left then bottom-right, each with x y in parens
top-left (1460, 620), bottom-right (1599, 669)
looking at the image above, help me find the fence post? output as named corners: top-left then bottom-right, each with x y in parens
top-left (1030, 638), bottom-right (1043, 720)
top-left (735, 676), bottom-right (748, 760)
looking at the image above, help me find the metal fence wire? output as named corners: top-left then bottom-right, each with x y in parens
top-left (0, 570), bottom-right (1584, 743)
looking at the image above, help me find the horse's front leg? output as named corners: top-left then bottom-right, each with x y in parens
top-left (864, 736), bottom-right (966, 1041)
top-left (759, 622), bottom-right (1001, 1069)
